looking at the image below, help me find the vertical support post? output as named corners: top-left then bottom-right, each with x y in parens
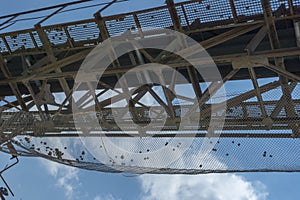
top-left (23, 81), bottom-right (45, 121)
top-left (0, 54), bottom-right (27, 111)
top-left (248, 67), bottom-right (268, 118)
top-left (229, 0), bottom-right (238, 23)
top-left (94, 13), bottom-right (110, 40)
top-left (288, 0), bottom-right (294, 15)
top-left (261, 0), bottom-right (297, 135)
top-left (181, 4), bottom-right (190, 30)
top-left (133, 14), bottom-right (144, 38)
top-left (34, 23), bottom-right (72, 106)
top-left (166, 0), bottom-right (182, 31)
top-left (63, 26), bottom-right (74, 48)
top-left (29, 32), bottom-right (39, 49)
top-left (94, 11), bottom-right (132, 122)
top-left (35, 24), bottom-right (56, 62)
top-left (1, 37), bottom-right (11, 54)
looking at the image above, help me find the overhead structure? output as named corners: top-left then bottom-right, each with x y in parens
top-left (0, 0), bottom-right (299, 174)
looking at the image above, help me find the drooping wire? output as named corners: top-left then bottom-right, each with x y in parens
top-left (0, 22), bottom-right (16, 31)
top-left (0, 0), bottom-right (129, 28)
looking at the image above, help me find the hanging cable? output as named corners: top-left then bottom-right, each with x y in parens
top-left (7, 0), bottom-right (129, 23)
top-left (0, 0), bottom-right (93, 20)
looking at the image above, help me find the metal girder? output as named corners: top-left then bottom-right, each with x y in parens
top-left (35, 24), bottom-right (72, 98)
top-left (171, 24), bottom-right (263, 61)
top-left (1, 0), bottom-right (300, 177)
top-left (23, 82), bottom-right (45, 121)
top-left (184, 68), bottom-right (240, 119)
top-left (200, 81), bottom-right (281, 119)
top-left (270, 82), bottom-right (297, 118)
top-left (248, 67), bottom-right (268, 118)
top-left (0, 47), bottom-right (299, 88)
top-left (261, 0), bottom-right (298, 135)
top-left (244, 25), bottom-right (268, 54)
top-left (4, 50), bottom-right (90, 84)
top-left (0, 1), bottom-right (299, 142)
top-left (0, 54), bottom-right (28, 111)
top-left (258, 62), bottom-right (300, 82)
top-left (166, 0), bottom-right (182, 31)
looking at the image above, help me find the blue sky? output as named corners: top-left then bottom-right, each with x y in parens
top-left (1, 0), bottom-right (300, 200)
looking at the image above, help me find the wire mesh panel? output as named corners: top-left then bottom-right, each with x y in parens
top-left (0, 37), bottom-right (8, 53)
top-left (67, 22), bottom-right (99, 42)
top-left (7, 131), bottom-right (300, 174)
top-left (270, 0), bottom-right (289, 11)
top-left (183, 2), bottom-right (205, 25)
top-left (4, 32), bottom-right (35, 52)
top-left (293, 0), bottom-right (300, 14)
top-left (105, 15), bottom-right (136, 36)
top-left (0, 81), bottom-right (299, 174)
top-left (293, 0), bottom-right (300, 6)
top-left (270, 0), bottom-right (289, 17)
top-left (45, 27), bottom-right (68, 45)
top-left (137, 8), bottom-right (173, 29)
top-left (234, 0), bottom-right (263, 17)
top-left (292, 84), bottom-right (300, 111)
top-left (1, 0), bottom-right (300, 175)
top-left (183, 0), bottom-right (233, 28)
top-left (31, 31), bottom-right (43, 47)
top-left (176, 5), bottom-right (188, 27)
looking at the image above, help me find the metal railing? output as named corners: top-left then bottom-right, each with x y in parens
top-left (0, 0), bottom-right (299, 55)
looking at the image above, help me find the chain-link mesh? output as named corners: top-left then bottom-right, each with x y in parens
top-left (0, 0), bottom-right (298, 53)
top-left (0, 82), bottom-right (299, 174)
top-left (0, 37), bottom-right (8, 53)
top-left (46, 27), bottom-right (68, 45)
top-left (137, 8), bottom-right (173, 30)
top-left (67, 21), bottom-right (99, 42)
top-left (4, 33), bottom-right (35, 51)
top-left (105, 15), bottom-right (136, 36)
top-left (234, 0), bottom-right (263, 17)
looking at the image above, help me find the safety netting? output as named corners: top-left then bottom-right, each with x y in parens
top-left (0, 80), bottom-right (299, 174)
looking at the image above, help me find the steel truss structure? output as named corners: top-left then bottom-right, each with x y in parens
top-left (0, 0), bottom-right (299, 174)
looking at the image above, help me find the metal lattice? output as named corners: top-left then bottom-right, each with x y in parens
top-left (106, 15), bottom-right (136, 36)
top-left (0, 0), bottom-right (300, 175)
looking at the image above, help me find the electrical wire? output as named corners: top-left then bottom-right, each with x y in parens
top-left (0, 22), bottom-right (16, 31)
top-left (0, 0), bottom-right (129, 28)
top-left (0, 0), bottom-right (92, 20)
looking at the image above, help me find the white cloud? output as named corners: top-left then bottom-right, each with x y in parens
top-left (93, 194), bottom-right (119, 200)
top-left (139, 174), bottom-right (268, 200)
top-left (40, 159), bottom-right (80, 199)
top-left (94, 196), bottom-right (101, 200)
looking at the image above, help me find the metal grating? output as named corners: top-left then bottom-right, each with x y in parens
top-left (0, 81), bottom-right (299, 174)
top-left (45, 27), bottom-right (68, 45)
top-left (270, 0), bottom-right (289, 10)
top-left (234, 0), bottom-right (263, 17)
top-left (4, 33), bottom-right (35, 52)
top-left (294, 0), bottom-right (300, 6)
top-left (67, 22), bottom-right (99, 42)
top-left (32, 31), bottom-right (43, 47)
top-left (0, 1), bottom-right (299, 54)
top-left (176, 5), bottom-right (188, 26)
top-left (270, 0), bottom-right (289, 17)
top-left (0, 0), bottom-right (300, 176)
top-left (293, 0), bottom-right (300, 14)
top-left (137, 8), bottom-right (173, 29)
top-left (182, 0), bottom-right (233, 28)
top-left (105, 15), bottom-right (136, 36)
top-left (0, 37), bottom-right (8, 52)
top-left (183, 2), bottom-right (205, 25)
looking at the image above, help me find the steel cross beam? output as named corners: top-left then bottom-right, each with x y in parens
top-left (0, 55), bottom-right (28, 111)
top-left (0, 1), bottom-right (299, 141)
top-left (261, 0), bottom-right (298, 134)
